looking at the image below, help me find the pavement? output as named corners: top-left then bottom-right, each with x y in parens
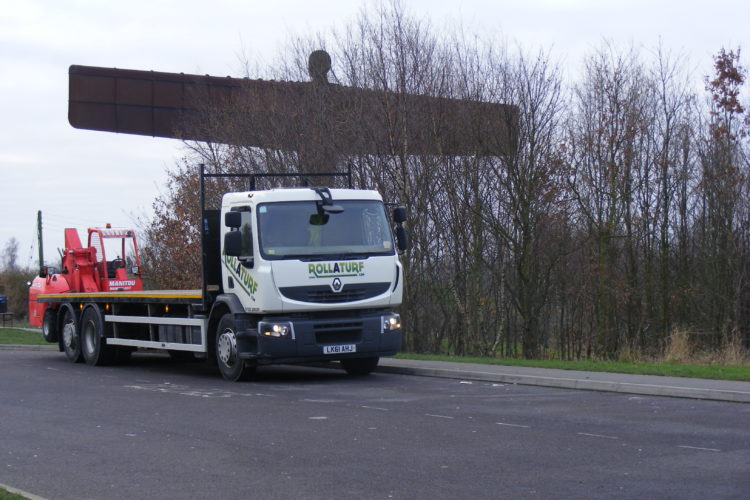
top-left (377, 357), bottom-right (750, 403)
top-left (2, 343), bottom-right (749, 403)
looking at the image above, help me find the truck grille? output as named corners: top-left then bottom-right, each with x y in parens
top-left (314, 321), bottom-right (364, 344)
top-left (280, 283), bottom-right (390, 304)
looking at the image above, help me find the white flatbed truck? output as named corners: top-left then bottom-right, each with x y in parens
top-left (37, 169), bottom-right (407, 380)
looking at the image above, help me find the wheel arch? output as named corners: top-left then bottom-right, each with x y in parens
top-left (206, 294), bottom-right (244, 365)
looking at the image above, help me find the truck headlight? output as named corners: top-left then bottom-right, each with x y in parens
top-left (259, 321), bottom-right (294, 339)
top-left (381, 313), bottom-right (401, 333)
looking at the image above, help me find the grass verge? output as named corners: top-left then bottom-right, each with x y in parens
top-left (396, 353), bottom-right (750, 382)
top-left (0, 486), bottom-right (28, 500)
top-left (3, 326), bottom-right (749, 381)
top-left (0, 327), bottom-right (48, 346)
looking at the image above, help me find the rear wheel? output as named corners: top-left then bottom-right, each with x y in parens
top-left (80, 306), bottom-right (115, 366)
top-left (42, 309), bottom-right (58, 343)
top-left (341, 357), bottom-right (379, 376)
top-left (215, 314), bottom-right (255, 382)
top-left (61, 308), bottom-right (82, 363)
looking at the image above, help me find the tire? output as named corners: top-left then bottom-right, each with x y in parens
top-left (61, 307), bottom-right (82, 363)
top-left (80, 306), bottom-right (115, 366)
top-left (215, 314), bottom-right (255, 382)
top-left (341, 357), bottom-right (379, 376)
top-left (42, 309), bottom-right (58, 343)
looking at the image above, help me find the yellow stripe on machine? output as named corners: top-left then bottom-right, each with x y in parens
top-left (37, 290), bottom-right (203, 301)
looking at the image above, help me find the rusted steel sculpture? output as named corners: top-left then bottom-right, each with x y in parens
top-left (69, 51), bottom-right (517, 163)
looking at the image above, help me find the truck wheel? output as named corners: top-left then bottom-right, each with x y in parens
top-left (80, 307), bottom-right (115, 366)
top-left (215, 314), bottom-right (255, 382)
top-left (341, 357), bottom-right (379, 376)
top-left (61, 308), bottom-right (82, 363)
top-left (42, 309), bottom-right (58, 343)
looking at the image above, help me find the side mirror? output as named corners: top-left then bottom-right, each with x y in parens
top-left (393, 206), bottom-right (407, 224)
top-left (225, 211), bottom-right (242, 228)
top-left (224, 231), bottom-right (243, 257)
top-left (396, 225), bottom-right (409, 252)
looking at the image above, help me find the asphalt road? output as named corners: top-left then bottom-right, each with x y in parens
top-left (1, 350), bottom-right (749, 500)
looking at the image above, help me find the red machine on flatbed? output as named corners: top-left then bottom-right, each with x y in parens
top-left (28, 225), bottom-right (143, 341)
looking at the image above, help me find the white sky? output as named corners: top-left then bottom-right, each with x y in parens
top-left (1, 0), bottom-right (748, 269)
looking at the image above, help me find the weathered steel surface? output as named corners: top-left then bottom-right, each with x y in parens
top-left (69, 60), bottom-right (516, 157)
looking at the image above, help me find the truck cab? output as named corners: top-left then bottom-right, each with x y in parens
top-left (88, 226), bottom-right (143, 292)
top-left (213, 186), bottom-right (405, 380)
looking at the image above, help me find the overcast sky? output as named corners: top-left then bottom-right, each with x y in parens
top-left (1, 0), bottom-right (748, 270)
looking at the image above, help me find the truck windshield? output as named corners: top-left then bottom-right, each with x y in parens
top-left (257, 200), bottom-right (395, 260)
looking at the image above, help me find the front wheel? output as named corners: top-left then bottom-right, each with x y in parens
top-left (215, 314), bottom-right (256, 382)
top-left (341, 357), bottom-right (379, 376)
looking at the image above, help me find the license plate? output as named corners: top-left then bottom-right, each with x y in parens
top-left (323, 344), bottom-right (356, 354)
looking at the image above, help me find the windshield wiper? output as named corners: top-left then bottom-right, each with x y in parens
top-left (276, 254), bottom-right (329, 261)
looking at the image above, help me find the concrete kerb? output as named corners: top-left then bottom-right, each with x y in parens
top-left (0, 482), bottom-right (47, 500)
top-left (375, 363), bottom-right (750, 403)
top-left (0, 345), bottom-right (57, 351)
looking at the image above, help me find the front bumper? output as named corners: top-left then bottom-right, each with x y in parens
top-left (236, 309), bottom-right (402, 364)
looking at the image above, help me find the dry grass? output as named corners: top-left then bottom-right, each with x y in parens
top-left (704, 331), bottom-right (748, 365)
top-left (616, 343), bottom-right (641, 363)
top-left (664, 328), bottom-right (693, 364)
top-left (663, 328), bottom-right (749, 366)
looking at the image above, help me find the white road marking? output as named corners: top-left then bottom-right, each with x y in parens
top-left (496, 422), bottom-right (530, 429)
top-left (577, 432), bottom-right (619, 440)
top-left (308, 416), bottom-right (328, 420)
top-left (361, 406), bottom-right (389, 411)
top-left (124, 383), bottom-right (259, 399)
top-left (678, 445), bottom-right (720, 452)
top-left (425, 414), bottom-right (454, 419)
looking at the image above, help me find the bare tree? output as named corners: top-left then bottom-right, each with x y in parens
top-left (2, 238), bottom-right (19, 271)
top-left (138, 2), bottom-right (747, 361)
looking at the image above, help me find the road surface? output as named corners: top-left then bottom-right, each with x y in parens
top-left (1, 350), bottom-right (748, 499)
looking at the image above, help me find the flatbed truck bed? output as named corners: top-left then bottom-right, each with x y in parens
top-left (37, 289), bottom-right (203, 304)
top-left (38, 290), bottom-right (208, 356)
